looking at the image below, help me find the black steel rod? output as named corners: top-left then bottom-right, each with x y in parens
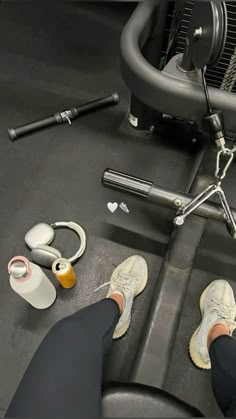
top-left (9, 93), bottom-right (119, 141)
top-left (131, 162), bottom-right (208, 389)
top-left (102, 168), bottom-right (236, 223)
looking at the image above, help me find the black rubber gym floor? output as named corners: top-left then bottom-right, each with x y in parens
top-left (0, 2), bottom-right (236, 417)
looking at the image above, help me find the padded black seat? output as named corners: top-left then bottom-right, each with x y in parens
top-left (102, 383), bottom-right (203, 417)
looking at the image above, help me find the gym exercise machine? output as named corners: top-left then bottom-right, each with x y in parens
top-left (102, 0), bottom-right (236, 241)
top-left (101, 0), bottom-right (236, 394)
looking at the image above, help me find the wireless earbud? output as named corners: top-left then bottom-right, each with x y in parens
top-left (25, 221), bottom-right (86, 268)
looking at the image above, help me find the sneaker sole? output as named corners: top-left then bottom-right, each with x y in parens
top-left (189, 284), bottom-right (212, 369)
top-left (113, 266), bottom-right (148, 339)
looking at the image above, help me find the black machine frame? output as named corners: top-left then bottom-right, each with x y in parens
top-left (102, 0), bottom-right (236, 388)
top-left (121, 0), bottom-right (236, 136)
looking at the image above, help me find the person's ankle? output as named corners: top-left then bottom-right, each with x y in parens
top-left (109, 292), bottom-right (125, 315)
top-left (207, 323), bottom-right (230, 349)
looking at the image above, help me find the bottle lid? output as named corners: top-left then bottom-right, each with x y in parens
top-left (10, 260), bottom-right (27, 278)
top-left (8, 256), bottom-right (30, 280)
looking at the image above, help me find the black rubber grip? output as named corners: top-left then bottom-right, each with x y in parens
top-left (9, 116), bottom-right (57, 140)
top-left (74, 93), bottom-right (119, 117)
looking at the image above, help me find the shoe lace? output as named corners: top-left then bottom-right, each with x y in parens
top-left (209, 298), bottom-right (232, 320)
top-left (94, 272), bottom-right (137, 293)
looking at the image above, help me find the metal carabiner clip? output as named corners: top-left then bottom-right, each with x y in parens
top-left (215, 148), bottom-right (234, 180)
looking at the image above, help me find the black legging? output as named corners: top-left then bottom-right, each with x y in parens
top-left (210, 335), bottom-right (236, 417)
top-left (5, 299), bottom-right (236, 418)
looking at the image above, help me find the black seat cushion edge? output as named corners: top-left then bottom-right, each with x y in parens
top-left (102, 382), bottom-right (204, 417)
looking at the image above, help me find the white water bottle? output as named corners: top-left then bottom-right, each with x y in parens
top-left (8, 256), bottom-right (56, 309)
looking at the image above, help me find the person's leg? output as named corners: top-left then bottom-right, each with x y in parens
top-left (209, 327), bottom-right (236, 416)
top-left (6, 298), bottom-right (120, 419)
top-left (6, 255), bottom-right (148, 418)
top-left (189, 280), bottom-right (236, 416)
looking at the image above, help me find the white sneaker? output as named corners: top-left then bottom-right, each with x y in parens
top-left (96, 256), bottom-right (148, 339)
top-left (189, 280), bottom-right (236, 369)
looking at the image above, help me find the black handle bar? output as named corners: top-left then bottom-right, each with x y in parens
top-left (9, 93), bottom-right (119, 141)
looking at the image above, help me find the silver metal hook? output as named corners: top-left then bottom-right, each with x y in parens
top-left (215, 148), bottom-right (234, 180)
